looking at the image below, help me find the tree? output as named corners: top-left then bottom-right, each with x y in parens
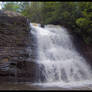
top-left (2, 2), bottom-right (20, 12)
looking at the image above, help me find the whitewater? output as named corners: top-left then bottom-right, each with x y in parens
top-left (30, 24), bottom-right (92, 89)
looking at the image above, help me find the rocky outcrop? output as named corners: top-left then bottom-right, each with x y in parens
top-left (0, 10), bottom-right (38, 82)
top-left (69, 30), bottom-right (92, 69)
top-left (80, 43), bottom-right (92, 67)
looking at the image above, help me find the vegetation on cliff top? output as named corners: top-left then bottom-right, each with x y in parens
top-left (1, 2), bottom-right (92, 44)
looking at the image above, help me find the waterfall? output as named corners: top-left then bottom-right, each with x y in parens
top-left (30, 24), bottom-right (92, 87)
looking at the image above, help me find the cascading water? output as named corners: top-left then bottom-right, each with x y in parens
top-left (30, 24), bottom-right (92, 88)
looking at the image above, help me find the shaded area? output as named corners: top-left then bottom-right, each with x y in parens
top-left (0, 82), bottom-right (92, 90)
top-left (0, 10), bottom-right (38, 83)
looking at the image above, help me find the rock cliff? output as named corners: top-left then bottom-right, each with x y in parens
top-left (0, 10), bottom-right (37, 82)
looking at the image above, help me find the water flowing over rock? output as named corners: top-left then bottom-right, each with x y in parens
top-left (31, 24), bottom-right (92, 87)
top-left (0, 10), bottom-right (37, 82)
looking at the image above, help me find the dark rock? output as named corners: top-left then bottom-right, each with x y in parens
top-left (0, 10), bottom-right (38, 83)
top-left (41, 24), bottom-right (44, 27)
top-left (68, 29), bottom-right (92, 69)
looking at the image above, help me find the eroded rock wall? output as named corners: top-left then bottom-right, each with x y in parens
top-left (0, 10), bottom-right (37, 82)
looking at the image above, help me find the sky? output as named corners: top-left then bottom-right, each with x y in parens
top-left (0, 2), bottom-right (2, 9)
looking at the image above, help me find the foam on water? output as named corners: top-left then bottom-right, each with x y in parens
top-left (30, 24), bottom-right (92, 88)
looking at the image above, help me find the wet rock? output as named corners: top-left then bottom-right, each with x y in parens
top-left (41, 24), bottom-right (44, 27)
top-left (0, 10), bottom-right (37, 83)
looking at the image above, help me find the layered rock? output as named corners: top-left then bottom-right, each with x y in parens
top-left (0, 10), bottom-right (37, 82)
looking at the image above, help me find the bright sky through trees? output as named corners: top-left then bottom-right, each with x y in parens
top-left (0, 2), bottom-right (2, 9)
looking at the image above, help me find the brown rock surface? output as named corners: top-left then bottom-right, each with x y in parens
top-left (0, 10), bottom-right (38, 83)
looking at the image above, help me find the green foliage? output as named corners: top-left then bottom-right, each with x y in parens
top-left (2, 2), bottom-right (20, 12)
top-left (76, 18), bottom-right (90, 28)
top-left (2, 2), bottom-right (92, 44)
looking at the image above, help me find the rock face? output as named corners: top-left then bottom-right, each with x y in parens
top-left (70, 32), bottom-right (92, 69)
top-left (0, 10), bottom-right (38, 82)
top-left (80, 43), bottom-right (92, 67)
